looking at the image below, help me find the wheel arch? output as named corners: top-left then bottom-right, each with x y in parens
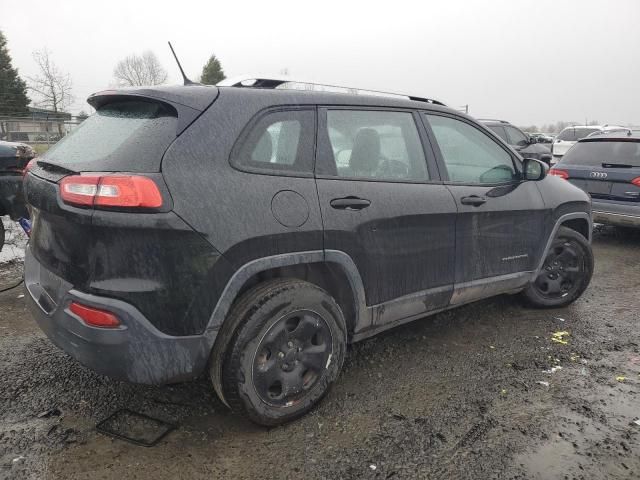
top-left (206, 250), bottom-right (367, 408)
top-left (534, 212), bottom-right (592, 278)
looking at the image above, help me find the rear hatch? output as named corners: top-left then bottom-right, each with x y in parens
top-left (24, 86), bottom-right (221, 335)
top-left (555, 138), bottom-right (640, 202)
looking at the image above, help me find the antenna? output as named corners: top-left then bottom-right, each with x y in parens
top-left (168, 41), bottom-right (197, 85)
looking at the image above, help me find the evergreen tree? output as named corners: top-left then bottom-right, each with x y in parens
top-left (0, 30), bottom-right (30, 116)
top-left (200, 55), bottom-right (225, 85)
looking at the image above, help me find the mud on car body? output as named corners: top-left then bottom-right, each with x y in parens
top-left (24, 78), bottom-right (594, 425)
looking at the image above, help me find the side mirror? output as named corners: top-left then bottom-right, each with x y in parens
top-left (522, 158), bottom-right (547, 181)
top-left (528, 135), bottom-right (537, 144)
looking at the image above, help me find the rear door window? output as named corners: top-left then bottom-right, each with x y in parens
top-left (317, 109), bottom-right (429, 181)
top-left (41, 101), bottom-right (177, 172)
top-left (232, 109), bottom-right (315, 175)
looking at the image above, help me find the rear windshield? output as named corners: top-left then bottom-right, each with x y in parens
top-left (41, 100), bottom-right (177, 172)
top-left (557, 128), bottom-right (599, 141)
top-left (561, 140), bottom-right (640, 167)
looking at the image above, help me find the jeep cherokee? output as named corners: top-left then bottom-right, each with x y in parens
top-left (24, 77), bottom-right (594, 425)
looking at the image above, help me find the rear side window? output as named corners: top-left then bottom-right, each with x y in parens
top-left (487, 125), bottom-right (508, 142)
top-left (561, 140), bottom-right (640, 167)
top-left (426, 114), bottom-right (517, 184)
top-left (318, 110), bottom-right (429, 181)
top-left (232, 109), bottom-right (315, 175)
top-left (42, 101), bottom-right (177, 172)
top-left (557, 128), bottom-right (599, 141)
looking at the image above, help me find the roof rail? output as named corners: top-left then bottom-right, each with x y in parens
top-left (476, 118), bottom-right (508, 123)
top-left (216, 74), bottom-right (446, 106)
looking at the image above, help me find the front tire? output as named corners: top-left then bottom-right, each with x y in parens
top-left (522, 226), bottom-right (593, 308)
top-left (217, 279), bottom-right (347, 426)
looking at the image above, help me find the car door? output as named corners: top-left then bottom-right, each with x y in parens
top-left (422, 113), bottom-right (547, 305)
top-left (315, 107), bottom-right (457, 334)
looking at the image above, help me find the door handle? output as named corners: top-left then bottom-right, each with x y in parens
top-left (330, 196), bottom-right (371, 210)
top-left (460, 195), bottom-right (487, 207)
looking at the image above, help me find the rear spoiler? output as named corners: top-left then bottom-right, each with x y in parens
top-left (87, 85), bottom-right (219, 135)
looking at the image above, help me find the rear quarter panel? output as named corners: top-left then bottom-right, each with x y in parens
top-left (161, 88), bottom-right (324, 275)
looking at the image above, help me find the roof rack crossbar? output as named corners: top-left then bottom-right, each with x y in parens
top-left (216, 75), bottom-right (446, 106)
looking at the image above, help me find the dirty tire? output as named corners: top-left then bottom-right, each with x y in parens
top-left (522, 226), bottom-right (593, 308)
top-left (218, 279), bottom-right (347, 426)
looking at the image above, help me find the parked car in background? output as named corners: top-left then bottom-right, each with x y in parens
top-left (529, 132), bottom-right (553, 144)
top-left (552, 126), bottom-right (603, 163)
top-left (24, 78), bottom-right (593, 426)
top-left (480, 119), bottom-right (552, 165)
top-left (0, 140), bottom-right (34, 251)
top-left (550, 131), bottom-right (640, 228)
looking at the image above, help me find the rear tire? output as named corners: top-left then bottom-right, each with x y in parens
top-left (522, 226), bottom-right (593, 308)
top-left (215, 279), bottom-right (347, 426)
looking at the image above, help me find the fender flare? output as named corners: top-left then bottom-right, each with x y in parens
top-left (533, 212), bottom-right (592, 279)
top-left (206, 249), bottom-right (368, 407)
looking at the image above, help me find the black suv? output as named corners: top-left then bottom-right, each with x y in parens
top-left (24, 78), bottom-right (593, 425)
top-left (550, 131), bottom-right (640, 228)
top-left (480, 119), bottom-right (553, 165)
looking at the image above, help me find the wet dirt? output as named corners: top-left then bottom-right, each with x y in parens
top-left (0, 226), bottom-right (639, 479)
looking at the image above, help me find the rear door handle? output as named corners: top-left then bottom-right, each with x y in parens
top-left (330, 196), bottom-right (371, 210)
top-left (460, 195), bottom-right (487, 207)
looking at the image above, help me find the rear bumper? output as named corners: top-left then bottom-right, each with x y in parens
top-left (25, 246), bottom-right (217, 384)
top-left (592, 200), bottom-right (640, 228)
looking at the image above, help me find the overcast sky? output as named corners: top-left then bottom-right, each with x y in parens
top-left (3, 0), bottom-right (639, 126)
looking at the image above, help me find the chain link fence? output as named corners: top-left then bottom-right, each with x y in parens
top-left (0, 116), bottom-right (84, 153)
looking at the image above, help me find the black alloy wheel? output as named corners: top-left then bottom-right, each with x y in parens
top-left (252, 310), bottom-right (333, 407)
top-left (534, 238), bottom-right (586, 299)
top-left (522, 226), bottom-right (593, 308)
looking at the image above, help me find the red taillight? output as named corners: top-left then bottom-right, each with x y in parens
top-left (549, 168), bottom-right (569, 180)
top-left (69, 302), bottom-right (121, 328)
top-left (632, 177), bottom-right (640, 187)
top-left (59, 175), bottom-right (162, 209)
top-left (22, 158), bottom-right (37, 177)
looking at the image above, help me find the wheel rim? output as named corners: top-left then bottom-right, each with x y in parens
top-left (252, 310), bottom-right (333, 407)
top-left (534, 238), bottom-right (586, 299)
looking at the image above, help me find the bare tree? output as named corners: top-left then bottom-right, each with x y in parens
top-left (28, 48), bottom-right (74, 113)
top-left (113, 51), bottom-right (168, 86)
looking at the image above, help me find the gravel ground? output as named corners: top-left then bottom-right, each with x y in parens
top-left (0, 225), bottom-right (639, 480)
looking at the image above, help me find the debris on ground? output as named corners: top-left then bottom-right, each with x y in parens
top-left (551, 331), bottom-right (570, 345)
top-left (544, 366), bottom-right (563, 374)
top-left (616, 376), bottom-right (626, 382)
top-left (536, 381), bottom-right (550, 387)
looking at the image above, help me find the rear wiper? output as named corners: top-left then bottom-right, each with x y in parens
top-left (602, 163), bottom-right (637, 168)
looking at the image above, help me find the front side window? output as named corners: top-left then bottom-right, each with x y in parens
top-left (233, 109), bottom-right (315, 174)
top-left (321, 110), bottom-right (429, 181)
top-left (505, 125), bottom-right (529, 146)
top-left (426, 115), bottom-right (517, 184)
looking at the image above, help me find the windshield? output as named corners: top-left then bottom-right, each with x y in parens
top-left (561, 140), bottom-right (640, 167)
top-left (42, 100), bottom-right (177, 172)
top-left (557, 128), bottom-right (599, 142)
